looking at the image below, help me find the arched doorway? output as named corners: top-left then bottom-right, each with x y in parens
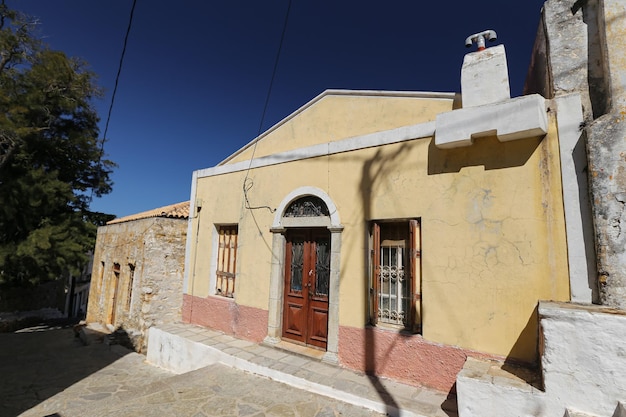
top-left (265, 187), bottom-right (342, 363)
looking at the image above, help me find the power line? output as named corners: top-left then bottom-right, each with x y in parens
top-left (102, 0), bottom-right (137, 143)
top-left (255, 0), bottom-right (292, 139)
top-left (243, 0), bottom-right (292, 213)
top-left (90, 0), bottom-right (137, 204)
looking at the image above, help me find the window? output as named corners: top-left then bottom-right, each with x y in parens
top-left (109, 263), bottom-right (121, 325)
top-left (370, 219), bottom-right (421, 332)
top-left (215, 225), bottom-right (238, 298)
top-left (126, 264), bottom-right (135, 310)
top-left (98, 261), bottom-right (106, 307)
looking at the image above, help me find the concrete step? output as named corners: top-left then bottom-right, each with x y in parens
top-left (149, 322), bottom-right (458, 417)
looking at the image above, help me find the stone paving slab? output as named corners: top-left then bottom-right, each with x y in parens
top-left (5, 322), bottom-right (458, 417)
top-left (8, 326), bottom-right (383, 417)
top-left (62, 364), bottom-right (386, 417)
top-left (0, 325), bottom-right (172, 417)
top-left (18, 341), bottom-right (173, 416)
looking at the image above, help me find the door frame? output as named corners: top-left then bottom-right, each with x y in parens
top-left (107, 263), bottom-right (121, 325)
top-left (282, 228), bottom-right (331, 349)
top-left (265, 187), bottom-right (343, 364)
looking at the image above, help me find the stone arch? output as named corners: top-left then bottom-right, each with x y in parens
top-left (271, 186), bottom-right (341, 229)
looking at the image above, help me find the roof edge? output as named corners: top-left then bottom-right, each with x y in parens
top-left (106, 201), bottom-right (190, 225)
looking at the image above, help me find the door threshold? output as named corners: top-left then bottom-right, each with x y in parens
top-left (270, 340), bottom-right (326, 361)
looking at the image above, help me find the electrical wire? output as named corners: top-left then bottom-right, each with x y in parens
top-left (102, 0), bottom-right (136, 145)
top-left (242, 0), bottom-right (292, 213)
top-left (90, 0), bottom-right (137, 204)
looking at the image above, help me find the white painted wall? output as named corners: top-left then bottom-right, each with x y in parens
top-left (457, 302), bottom-right (626, 417)
top-left (540, 302), bottom-right (626, 416)
top-left (461, 44), bottom-right (511, 108)
top-left (554, 94), bottom-right (597, 303)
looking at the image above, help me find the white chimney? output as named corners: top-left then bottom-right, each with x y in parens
top-left (461, 32), bottom-right (511, 108)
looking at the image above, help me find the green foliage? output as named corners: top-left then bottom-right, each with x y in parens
top-left (0, 3), bottom-right (115, 285)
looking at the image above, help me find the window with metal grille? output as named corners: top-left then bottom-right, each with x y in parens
top-left (370, 220), bottom-right (421, 332)
top-left (215, 225), bottom-right (238, 298)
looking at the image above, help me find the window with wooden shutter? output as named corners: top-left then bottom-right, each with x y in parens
top-left (215, 225), bottom-right (238, 298)
top-left (370, 219), bottom-right (421, 332)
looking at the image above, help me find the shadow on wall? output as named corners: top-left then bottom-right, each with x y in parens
top-left (573, 130), bottom-right (600, 303)
top-left (357, 142), bottom-right (455, 416)
top-left (503, 305), bottom-right (544, 390)
top-left (359, 143), bottom-right (412, 417)
top-left (428, 135), bottom-right (543, 175)
top-left (353, 135), bottom-right (546, 413)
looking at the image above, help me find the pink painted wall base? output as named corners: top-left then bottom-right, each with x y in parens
top-left (182, 294), bottom-right (500, 393)
top-left (182, 294), bottom-right (268, 343)
top-left (338, 325), bottom-right (499, 392)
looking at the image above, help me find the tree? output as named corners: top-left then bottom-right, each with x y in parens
top-left (0, 2), bottom-right (115, 285)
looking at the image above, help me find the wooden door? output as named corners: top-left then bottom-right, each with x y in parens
top-left (282, 229), bottom-right (330, 349)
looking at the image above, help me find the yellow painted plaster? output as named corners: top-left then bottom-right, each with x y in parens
top-left (188, 94), bottom-right (569, 362)
top-left (226, 93), bottom-right (454, 164)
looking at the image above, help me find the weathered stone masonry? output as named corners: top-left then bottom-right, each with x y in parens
top-left (87, 203), bottom-right (188, 352)
top-left (526, 0), bottom-right (626, 308)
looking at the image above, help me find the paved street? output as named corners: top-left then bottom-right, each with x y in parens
top-left (1, 324), bottom-right (384, 416)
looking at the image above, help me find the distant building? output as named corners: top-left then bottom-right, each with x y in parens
top-left (86, 201), bottom-right (189, 352)
top-left (65, 251), bottom-right (93, 319)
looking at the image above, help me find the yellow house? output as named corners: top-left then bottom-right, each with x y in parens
top-left (183, 45), bottom-right (576, 392)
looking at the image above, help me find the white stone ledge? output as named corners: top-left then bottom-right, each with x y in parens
top-left (434, 94), bottom-right (548, 149)
top-left (195, 121), bottom-right (436, 179)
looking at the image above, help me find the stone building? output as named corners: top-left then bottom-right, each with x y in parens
top-left (86, 201), bottom-right (189, 352)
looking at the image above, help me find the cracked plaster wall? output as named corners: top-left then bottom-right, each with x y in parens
top-left (189, 93), bottom-right (570, 363)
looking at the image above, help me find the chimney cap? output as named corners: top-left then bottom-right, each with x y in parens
top-left (465, 30), bottom-right (498, 51)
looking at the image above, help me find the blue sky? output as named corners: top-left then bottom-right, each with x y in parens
top-left (14, 0), bottom-right (545, 218)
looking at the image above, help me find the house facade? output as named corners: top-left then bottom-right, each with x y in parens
top-left (182, 66), bottom-right (573, 391)
top-left (86, 201), bottom-right (189, 352)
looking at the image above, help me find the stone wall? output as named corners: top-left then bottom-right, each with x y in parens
top-left (526, 0), bottom-right (626, 309)
top-left (87, 216), bottom-right (186, 352)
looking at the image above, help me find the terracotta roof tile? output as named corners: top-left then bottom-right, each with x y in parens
top-left (106, 201), bottom-right (190, 225)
